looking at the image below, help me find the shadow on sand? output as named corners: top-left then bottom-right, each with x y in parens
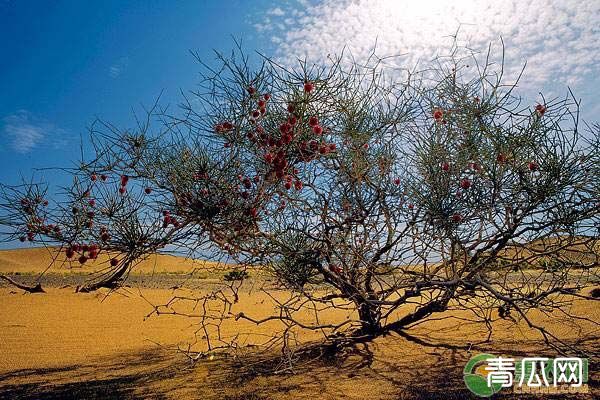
top-left (0, 333), bottom-right (597, 400)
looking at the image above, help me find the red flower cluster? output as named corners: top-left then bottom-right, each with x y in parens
top-left (528, 161), bottom-right (539, 171)
top-left (18, 197), bottom-right (63, 243)
top-left (65, 242), bottom-right (100, 264)
top-left (304, 81), bottom-right (314, 93)
top-left (162, 210), bottom-right (180, 228)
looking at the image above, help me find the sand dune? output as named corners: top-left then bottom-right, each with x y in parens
top-left (0, 246), bottom-right (227, 275)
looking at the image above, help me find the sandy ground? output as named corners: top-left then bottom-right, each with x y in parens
top-left (0, 248), bottom-right (598, 399)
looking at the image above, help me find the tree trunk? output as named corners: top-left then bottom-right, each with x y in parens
top-left (76, 262), bottom-right (130, 293)
top-left (357, 301), bottom-right (382, 335)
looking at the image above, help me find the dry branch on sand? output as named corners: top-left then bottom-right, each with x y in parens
top-left (0, 274), bottom-right (45, 293)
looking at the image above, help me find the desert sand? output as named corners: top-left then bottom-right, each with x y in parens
top-left (0, 247), bottom-right (598, 399)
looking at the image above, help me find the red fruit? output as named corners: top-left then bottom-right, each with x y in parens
top-left (303, 82), bottom-right (314, 92)
top-left (497, 153), bottom-right (507, 163)
top-left (91, 174), bottom-right (97, 181)
top-left (294, 180), bottom-right (303, 191)
top-left (224, 142), bottom-right (231, 148)
top-left (263, 93), bottom-right (271, 101)
top-left (363, 143), bottom-right (369, 149)
top-left (88, 250), bottom-right (98, 259)
top-left (250, 207), bottom-right (258, 218)
top-left (393, 178), bottom-right (400, 185)
top-left (110, 258), bottom-right (119, 267)
top-left (535, 104), bottom-right (546, 116)
top-left (470, 162), bottom-right (481, 172)
top-left (171, 218), bottom-right (180, 228)
top-left (252, 110), bottom-right (260, 119)
top-left (101, 232), bottom-right (110, 242)
top-left (441, 162), bottom-right (450, 171)
top-left (78, 255), bottom-right (88, 264)
top-left (287, 103), bottom-right (295, 113)
top-left (528, 161), bottom-right (539, 171)
top-left (433, 109), bottom-right (443, 121)
top-left (89, 199), bottom-right (96, 207)
top-left (100, 174), bottom-right (107, 181)
top-left (19, 236), bottom-right (26, 242)
top-left (264, 153), bottom-right (274, 163)
top-left (319, 145), bottom-right (329, 155)
top-left (163, 216), bottom-right (171, 227)
top-left (452, 213), bottom-right (463, 222)
top-left (241, 191), bottom-right (250, 199)
top-left (83, 190), bottom-right (90, 198)
top-left (222, 121), bottom-right (233, 130)
top-left (120, 175), bottom-right (129, 186)
top-left (258, 100), bottom-right (266, 108)
top-left (247, 86), bottom-right (256, 95)
top-left (43, 200), bottom-right (49, 206)
top-left (72, 244), bottom-right (81, 252)
top-left (312, 125), bottom-right (323, 135)
top-left (329, 143), bottom-right (336, 151)
top-left (408, 204), bottom-right (414, 210)
top-left (243, 178), bottom-right (252, 189)
top-left (65, 248), bottom-right (75, 258)
top-left (280, 122), bottom-right (291, 134)
top-left (288, 116), bottom-right (297, 125)
top-left (162, 210), bottom-right (170, 216)
top-left (119, 187), bottom-right (126, 195)
top-left (460, 178), bottom-right (471, 189)
top-left (87, 211), bottom-right (95, 219)
top-left (144, 187), bottom-right (152, 194)
top-left (309, 116), bottom-right (319, 126)
top-left (82, 244), bottom-right (89, 252)
top-left (259, 107), bottom-right (266, 115)
top-left (331, 265), bottom-right (343, 274)
top-left (284, 181), bottom-right (292, 190)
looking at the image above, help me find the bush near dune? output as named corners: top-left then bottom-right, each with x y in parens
top-left (0, 43), bottom-right (598, 356)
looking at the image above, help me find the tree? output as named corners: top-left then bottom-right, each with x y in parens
top-left (1, 44), bottom-right (598, 357)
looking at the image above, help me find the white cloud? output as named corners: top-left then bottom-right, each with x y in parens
top-left (254, 0), bottom-right (600, 120)
top-left (2, 111), bottom-right (67, 154)
top-left (268, 7), bottom-right (285, 16)
top-left (109, 56), bottom-right (129, 78)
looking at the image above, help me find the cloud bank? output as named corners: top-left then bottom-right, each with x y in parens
top-left (255, 0), bottom-right (600, 115)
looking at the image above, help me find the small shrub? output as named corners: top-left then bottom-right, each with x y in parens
top-left (223, 269), bottom-right (249, 281)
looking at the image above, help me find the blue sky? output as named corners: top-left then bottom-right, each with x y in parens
top-left (1, 0), bottom-right (599, 187)
top-left (0, 0), bottom-right (276, 186)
